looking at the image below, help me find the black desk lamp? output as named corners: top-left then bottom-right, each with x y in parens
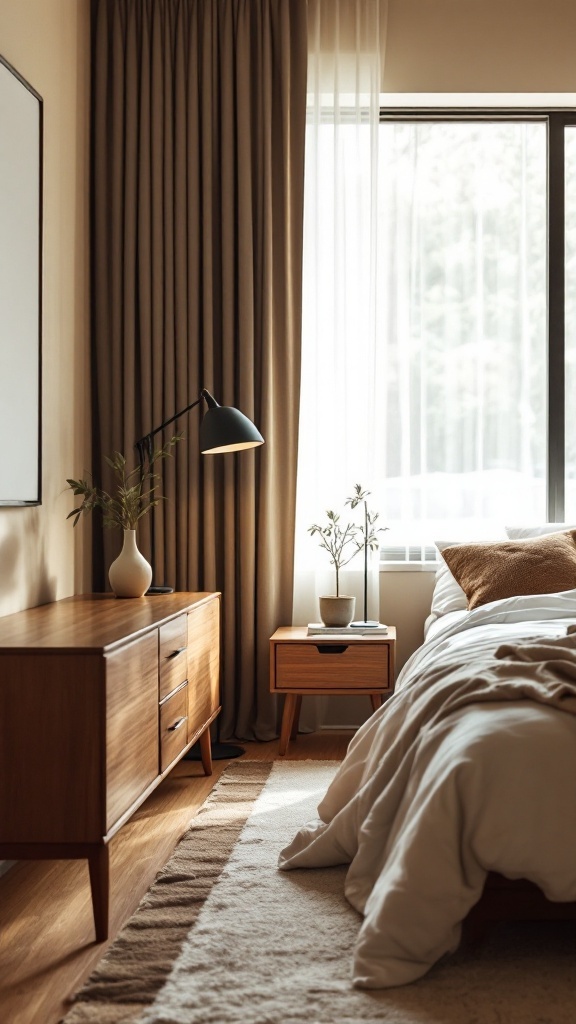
top-left (136, 387), bottom-right (263, 468)
top-left (135, 387), bottom-right (264, 759)
top-left (136, 387), bottom-right (264, 594)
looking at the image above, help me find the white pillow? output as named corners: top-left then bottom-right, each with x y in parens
top-left (505, 523), bottom-right (576, 540)
top-left (430, 543), bottom-right (468, 617)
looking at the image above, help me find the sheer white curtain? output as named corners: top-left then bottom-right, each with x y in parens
top-left (292, 0), bottom-right (385, 634)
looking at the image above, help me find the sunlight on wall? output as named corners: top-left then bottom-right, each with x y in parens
top-left (0, 0), bottom-right (90, 617)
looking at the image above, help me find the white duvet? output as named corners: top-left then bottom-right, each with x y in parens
top-left (279, 590), bottom-right (576, 988)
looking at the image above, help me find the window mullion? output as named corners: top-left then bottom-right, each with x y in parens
top-left (548, 114), bottom-right (566, 522)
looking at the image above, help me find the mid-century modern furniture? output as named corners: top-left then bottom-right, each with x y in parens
top-left (269, 626), bottom-right (396, 754)
top-left (0, 591), bottom-right (220, 942)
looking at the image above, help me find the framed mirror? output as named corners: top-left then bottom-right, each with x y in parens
top-left (0, 54), bottom-right (42, 505)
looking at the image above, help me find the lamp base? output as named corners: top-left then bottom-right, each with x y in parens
top-left (146, 585), bottom-right (174, 595)
top-left (350, 620), bottom-right (381, 628)
top-left (185, 741), bottom-right (245, 761)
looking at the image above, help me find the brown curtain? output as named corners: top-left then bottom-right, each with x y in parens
top-left (90, 0), bottom-right (307, 740)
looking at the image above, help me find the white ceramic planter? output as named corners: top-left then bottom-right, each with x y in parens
top-left (318, 595), bottom-right (355, 628)
top-left (108, 529), bottom-right (152, 598)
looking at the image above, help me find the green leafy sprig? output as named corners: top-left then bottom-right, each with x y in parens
top-left (345, 483), bottom-right (388, 553)
top-left (308, 509), bottom-right (360, 596)
top-left (66, 436), bottom-right (182, 531)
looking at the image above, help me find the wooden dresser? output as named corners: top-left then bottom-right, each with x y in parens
top-left (0, 591), bottom-right (220, 942)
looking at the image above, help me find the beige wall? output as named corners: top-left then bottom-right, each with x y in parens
top-left (0, 0), bottom-right (91, 618)
top-left (385, 0), bottom-right (576, 93)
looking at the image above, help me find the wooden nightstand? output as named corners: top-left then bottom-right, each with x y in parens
top-left (270, 626), bottom-right (396, 755)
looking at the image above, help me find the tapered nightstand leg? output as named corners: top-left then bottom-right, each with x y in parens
top-left (290, 696), bottom-right (302, 739)
top-left (279, 694), bottom-right (299, 755)
top-left (370, 694), bottom-right (382, 713)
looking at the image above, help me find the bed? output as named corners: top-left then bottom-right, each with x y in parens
top-left (279, 526), bottom-right (576, 988)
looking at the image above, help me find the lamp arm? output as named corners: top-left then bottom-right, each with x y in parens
top-left (135, 389), bottom-right (218, 466)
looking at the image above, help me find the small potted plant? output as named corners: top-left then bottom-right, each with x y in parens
top-left (308, 507), bottom-right (361, 627)
top-left (309, 484), bottom-right (386, 627)
top-left (66, 436), bottom-right (181, 597)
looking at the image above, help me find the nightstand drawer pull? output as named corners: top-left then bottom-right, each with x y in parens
top-left (316, 644), bottom-right (348, 654)
top-left (167, 716), bottom-right (187, 732)
top-left (166, 646), bottom-right (186, 660)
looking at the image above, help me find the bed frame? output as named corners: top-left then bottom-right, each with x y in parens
top-left (463, 872), bottom-right (576, 941)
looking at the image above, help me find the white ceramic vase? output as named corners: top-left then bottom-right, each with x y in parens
top-left (318, 595), bottom-right (356, 628)
top-left (108, 529), bottom-right (152, 598)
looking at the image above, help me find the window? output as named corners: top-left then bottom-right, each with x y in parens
top-left (298, 109), bottom-right (576, 560)
top-left (378, 115), bottom-right (548, 545)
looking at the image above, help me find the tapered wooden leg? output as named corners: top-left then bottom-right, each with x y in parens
top-left (88, 845), bottom-right (110, 943)
top-left (290, 696), bottom-right (302, 739)
top-left (370, 693), bottom-right (382, 713)
top-left (279, 694), bottom-right (299, 755)
top-left (199, 727), bottom-right (213, 776)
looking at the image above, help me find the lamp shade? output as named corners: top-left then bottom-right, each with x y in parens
top-left (200, 404), bottom-right (264, 454)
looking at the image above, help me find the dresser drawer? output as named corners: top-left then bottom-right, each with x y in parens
top-left (159, 683), bottom-right (188, 772)
top-left (159, 614), bottom-right (188, 700)
top-left (274, 641), bottom-right (391, 691)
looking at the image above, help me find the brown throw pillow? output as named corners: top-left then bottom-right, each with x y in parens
top-left (440, 530), bottom-right (576, 610)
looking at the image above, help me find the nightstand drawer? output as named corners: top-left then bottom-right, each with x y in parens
top-left (159, 683), bottom-right (188, 772)
top-left (159, 615), bottom-right (188, 700)
top-left (274, 641), bottom-right (391, 690)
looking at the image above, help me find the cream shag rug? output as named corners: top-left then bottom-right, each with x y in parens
top-left (63, 760), bottom-right (576, 1024)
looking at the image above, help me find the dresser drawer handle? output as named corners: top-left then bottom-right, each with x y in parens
top-left (167, 716), bottom-right (187, 731)
top-left (166, 647), bottom-right (186, 660)
top-left (316, 644), bottom-right (348, 655)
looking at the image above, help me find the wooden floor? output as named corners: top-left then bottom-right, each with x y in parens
top-left (0, 730), bottom-right (353, 1024)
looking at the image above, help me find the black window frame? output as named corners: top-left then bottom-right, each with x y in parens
top-left (379, 107), bottom-right (576, 524)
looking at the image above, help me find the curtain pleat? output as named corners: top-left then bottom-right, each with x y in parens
top-left (90, 0), bottom-right (307, 740)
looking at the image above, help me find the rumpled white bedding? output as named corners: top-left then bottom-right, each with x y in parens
top-left (279, 590), bottom-right (576, 989)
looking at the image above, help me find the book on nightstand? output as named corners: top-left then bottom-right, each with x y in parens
top-left (307, 623), bottom-right (388, 636)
